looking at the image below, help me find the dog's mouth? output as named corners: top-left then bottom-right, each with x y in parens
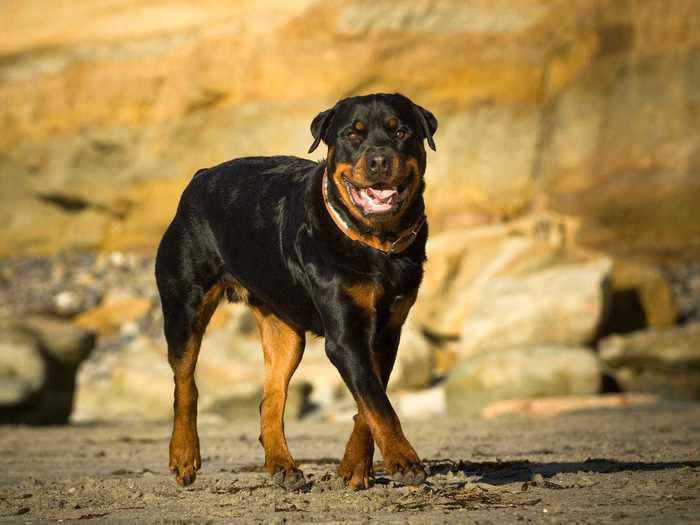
top-left (343, 177), bottom-right (411, 215)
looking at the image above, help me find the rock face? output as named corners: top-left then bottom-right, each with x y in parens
top-left (600, 323), bottom-right (700, 401)
top-left (458, 257), bottom-right (611, 356)
top-left (0, 318), bottom-right (96, 424)
top-left (1, 1), bottom-right (698, 261)
top-left (445, 345), bottom-right (602, 417)
top-left (413, 224), bottom-right (612, 346)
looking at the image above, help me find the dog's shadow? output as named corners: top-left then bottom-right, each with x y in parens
top-left (421, 457), bottom-right (700, 485)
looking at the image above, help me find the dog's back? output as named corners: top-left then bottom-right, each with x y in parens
top-left (155, 155), bottom-right (320, 350)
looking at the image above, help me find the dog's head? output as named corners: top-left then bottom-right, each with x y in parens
top-left (309, 94), bottom-right (437, 231)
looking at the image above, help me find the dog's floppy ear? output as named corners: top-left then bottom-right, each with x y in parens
top-left (412, 103), bottom-right (438, 151)
top-left (308, 107), bottom-right (336, 153)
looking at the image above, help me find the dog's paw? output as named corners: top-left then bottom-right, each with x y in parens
top-left (384, 451), bottom-right (428, 486)
top-left (390, 463), bottom-right (427, 485)
top-left (169, 434), bottom-right (201, 487)
top-left (271, 467), bottom-right (307, 491)
top-left (337, 456), bottom-right (374, 490)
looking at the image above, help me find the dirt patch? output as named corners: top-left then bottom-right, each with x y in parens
top-left (1, 404), bottom-right (699, 524)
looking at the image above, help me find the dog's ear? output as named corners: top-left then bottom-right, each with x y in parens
top-left (412, 103), bottom-right (438, 151)
top-left (308, 107), bottom-right (336, 153)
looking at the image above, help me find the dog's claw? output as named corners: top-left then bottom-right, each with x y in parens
top-left (413, 468), bottom-right (426, 484)
top-left (272, 468), bottom-right (306, 491)
top-left (337, 457), bottom-right (374, 490)
top-left (169, 438), bottom-right (201, 487)
top-left (171, 463), bottom-right (197, 486)
top-left (390, 463), bottom-right (427, 486)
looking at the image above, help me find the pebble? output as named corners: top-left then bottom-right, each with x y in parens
top-left (531, 473), bottom-right (545, 485)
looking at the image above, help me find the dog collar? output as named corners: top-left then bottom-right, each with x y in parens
top-left (321, 170), bottom-right (426, 255)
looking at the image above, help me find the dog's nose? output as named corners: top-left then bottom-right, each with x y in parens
top-left (368, 155), bottom-right (389, 175)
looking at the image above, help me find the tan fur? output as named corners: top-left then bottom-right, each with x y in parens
top-left (168, 283), bottom-right (224, 485)
top-left (360, 404), bottom-right (421, 474)
top-left (343, 282), bottom-right (384, 312)
top-left (389, 289), bottom-right (418, 328)
top-left (251, 306), bottom-right (305, 475)
top-left (337, 412), bottom-right (374, 489)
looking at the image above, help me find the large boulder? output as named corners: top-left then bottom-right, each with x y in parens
top-left (73, 303), bottom-right (264, 422)
top-left (0, 327), bottom-right (45, 406)
top-left (1, 1), bottom-right (698, 261)
top-left (72, 335), bottom-right (174, 422)
top-left (387, 321), bottom-right (434, 392)
top-left (600, 322), bottom-right (700, 401)
top-left (445, 345), bottom-right (602, 417)
top-left (458, 257), bottom-right (611, 356)
top-left (418, 235), bottom-right (613, 357)
top-left (0, 317), bottom-right (96, 424)
top-left (413, 221), bottom-right (587, 339)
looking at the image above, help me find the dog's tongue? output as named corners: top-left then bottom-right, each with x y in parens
top-left (365, 187), bottom-right (397, 203)
top-left (349, 185), bottom-right (398, 213)
top-left (357, 186), bottom-right (398, 213)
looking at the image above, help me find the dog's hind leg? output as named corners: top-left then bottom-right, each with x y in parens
top-left (250, 305), bottom-right (306, 490)
top-left (159, 278), bottom-right (223, 486)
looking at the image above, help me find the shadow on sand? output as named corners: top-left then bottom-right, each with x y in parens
top-left (422, 458), bottom-right (700, 485)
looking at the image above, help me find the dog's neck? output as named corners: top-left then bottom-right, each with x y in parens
top-left (321, 168), bottom-right (426, 255)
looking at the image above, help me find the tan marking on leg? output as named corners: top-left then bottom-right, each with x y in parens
top-left (343, 282), bottom-right (383, 312)
top-left (360, 404), bottom-right (421, 477)
top-left (169, 283), bottom-right (224, 486)
top-left (389, 289), bottom-right (418, 328)
top-left (338, 412), bottom-right (375, 489)
top-left (251, 306), bottom-right (305, 485)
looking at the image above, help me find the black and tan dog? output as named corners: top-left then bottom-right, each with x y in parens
top-left (155, 93), bottom-right (437, 490)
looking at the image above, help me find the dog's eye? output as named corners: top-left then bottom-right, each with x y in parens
top-left (347, 130), bottom-right (360, 141)
top-left (394, 129), bottom-right (407, 140)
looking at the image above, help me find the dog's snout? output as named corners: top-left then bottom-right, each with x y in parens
top-left (368, 154), bottom-right (389, 176)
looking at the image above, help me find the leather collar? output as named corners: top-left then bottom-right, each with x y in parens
top-left (321, 169), bottom-right (426, 255)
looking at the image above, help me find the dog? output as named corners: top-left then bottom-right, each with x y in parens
top-left (155, 93), bottom-right (437, 490)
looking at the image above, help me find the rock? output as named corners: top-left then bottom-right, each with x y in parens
top-left (294, 335), bottom-right (347, 411)
top-left (387, 321), bottom-right (434, 391)
top-left (0, 318), bottom-right (94, 424)
top-left (599, 322), bottom-right (700, 401)
top-left (73, 336), bottom-right (174, 422)
top-left (396, 386), bottom-right (446, 419)
top-left (608, 260), bottom-right (678, 330)
top-left (286, 381), bottom-right (314, 420)
top-left (20, 316), bottom-right (96, 366)
top-left (541, 43), bottom-right (700, 259)
top-left (414, 227), bottom-right (573, 338)
top-left (206, 385), bottom-right (263, 422)
top-left (74, 296), bottom-right (152, 336)
top-left (51, 290), bottom-right (88, 318)
top-left (73, 304), bottom-right (283, 422)
top-left (445, 345), bottom-right (602, 417)
top-left (457, 257), bottom-right (611, 356)
top-left (480, 393), bottom-right (658, 419)
top-left (1, 1), bottom-right (699, 261)
top-left (0, 328), bottom-right (45, 405)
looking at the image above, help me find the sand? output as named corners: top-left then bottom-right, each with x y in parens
top-left (1, 403), bottom-right (699, 524)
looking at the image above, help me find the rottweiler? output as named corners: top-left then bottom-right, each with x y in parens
top-left (155, 93), bottom-right (437, 490)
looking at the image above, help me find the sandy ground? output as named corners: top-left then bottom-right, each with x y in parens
top-left (1, 403), bottom-right (699, 524)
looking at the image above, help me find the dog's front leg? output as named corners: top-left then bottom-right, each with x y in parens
top-left (324, 335), bottom-right (426, 486)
